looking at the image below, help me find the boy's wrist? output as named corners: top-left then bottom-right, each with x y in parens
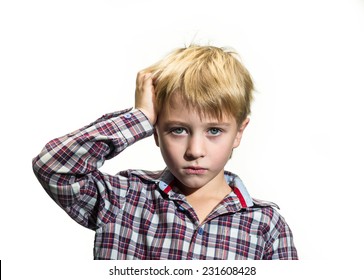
top-left (136, 107), bottom-right (156, 125)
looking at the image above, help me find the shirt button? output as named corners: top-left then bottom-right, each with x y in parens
top-left (124, 113), bottom-right (132, 119)
top-left (178, 206), bottom-right (185, 211)
top-left (198, 228), bottom-right (204, 235)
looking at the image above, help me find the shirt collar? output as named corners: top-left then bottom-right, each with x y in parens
top-left (223, 171), bottom-right (254, 208)
top-left (130, 169), bottom-right (281, 211)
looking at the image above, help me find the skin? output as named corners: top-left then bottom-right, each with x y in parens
top-left (135, 71), bottom-right (249, 222)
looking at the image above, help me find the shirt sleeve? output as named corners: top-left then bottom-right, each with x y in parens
top-left (263, 214), bottom-right (299, 260)
top-left (32, 108), bottom-right (154, 230)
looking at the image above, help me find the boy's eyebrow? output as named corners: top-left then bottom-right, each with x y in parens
top-left (207, 122), bottom-right (232, 127)
top-left (163, 120), bottom-right (232, 127)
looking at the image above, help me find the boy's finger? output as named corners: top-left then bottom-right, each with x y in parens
top-left (142, 72), bottom-right (153, 81)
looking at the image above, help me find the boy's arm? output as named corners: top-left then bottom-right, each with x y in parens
top-left (263, 215), bottom-right (299, 260)
top-left (33, 70), bottom-right (157, 231)
top-left (32, 108), bottom-right (154, 230)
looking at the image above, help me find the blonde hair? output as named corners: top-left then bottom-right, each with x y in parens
top-left (145, 45), bottom-right (254, 125)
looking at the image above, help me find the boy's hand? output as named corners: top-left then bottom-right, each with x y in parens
top-left (135, 71), bottom-right (157, 125)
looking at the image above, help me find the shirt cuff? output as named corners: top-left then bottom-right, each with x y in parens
top-left (111, 108), bottom-right (154, 145)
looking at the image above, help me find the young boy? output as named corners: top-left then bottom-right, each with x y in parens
top-left (32, 45), bottom-right (298, 260)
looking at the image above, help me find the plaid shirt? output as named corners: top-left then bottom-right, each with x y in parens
top-left (32, 108), bottom-right (298, 260)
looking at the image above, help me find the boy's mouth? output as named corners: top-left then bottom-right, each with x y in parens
top-left (183, 166), bottom-right (208, 175)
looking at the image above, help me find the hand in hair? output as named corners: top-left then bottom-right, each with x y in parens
top-left (135, 71), bottom-right (157, 125)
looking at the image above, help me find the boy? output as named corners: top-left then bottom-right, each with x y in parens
top-left (32, 45), bottom-right (298, 260)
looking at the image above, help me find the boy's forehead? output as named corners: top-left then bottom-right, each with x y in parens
top-left (159, 99), bottom-right (235, 125)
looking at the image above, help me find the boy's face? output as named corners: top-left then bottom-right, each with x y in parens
top-left (154, 94), bottom-right (249, 192)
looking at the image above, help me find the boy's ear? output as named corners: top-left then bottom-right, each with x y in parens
top-left (153, 129), bottom-right (160, 147)
top-left (233, 118), bottom-right (250, 148)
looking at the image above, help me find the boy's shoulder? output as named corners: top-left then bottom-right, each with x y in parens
top-left (250, 198), bottom-right (292, 231)
top-left (251, 198), bottom-right (280, 209)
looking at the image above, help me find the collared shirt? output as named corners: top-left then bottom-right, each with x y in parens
top-left (32, 108), bottom-right (298, 260)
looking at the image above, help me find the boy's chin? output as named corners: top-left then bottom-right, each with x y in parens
top-left (173, 175), bottom-right (212, 191)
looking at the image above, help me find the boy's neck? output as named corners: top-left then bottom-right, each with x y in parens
top-left (175, 171), bottom-right (232, 201)
top-left (174, 171), bottom-right (232, 223)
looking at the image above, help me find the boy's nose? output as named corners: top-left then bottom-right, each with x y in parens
top-left (184, 136), bottom-right (206, 160)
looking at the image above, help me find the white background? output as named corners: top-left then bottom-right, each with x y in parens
top-left (1, 0), bottom-right (364, 279)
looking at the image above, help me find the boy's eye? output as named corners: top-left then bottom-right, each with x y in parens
top-left (208, 128), bottom-right (222, 136)
top-left (171, 128), bottom-right (187, 135)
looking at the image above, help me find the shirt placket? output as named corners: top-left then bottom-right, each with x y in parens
top-left (164, 183), bottom-right (244, 260)
top-left (186, 224), bottom-right (207, 259)
top-left (186, 194), bottom-right (243, 260)
top-left (168, 194), bottom-right (206, 259)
